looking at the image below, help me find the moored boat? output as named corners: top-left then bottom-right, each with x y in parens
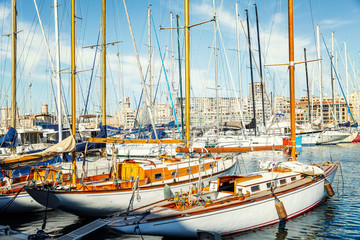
top-left (107, 161), bottom-right (339, 238)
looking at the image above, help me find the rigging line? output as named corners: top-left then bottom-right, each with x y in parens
top-left (216, 7), bottom-right (246, 130)
top-left (305, 0), bottom-right (318, 52)
top-left (152, 51), bottom-right (165, 105)
top-left (107, 51), bottom-right (120, 116)
top-left (264, 0), bottom-right (279, 57)
top-left (239, 17), bottom-right (275, 117)
top-left (199, 27), bottom-right (214, 100)
top-left (151, 15), bottom-right (181, 137)
top-left (191, 85), bottom-right (204, 134)
top-left (335, 40), bottom-right (359, 92)
top-left (83, 27), bottom-right (101, 115)
top-left (0, 1), bottom-right (9, 99)
top-left (321, 34), bottom-right (357, 126)
top-left (334, 40), bottom-right (356, 91)
top-left (17, 0), bottom-right (44, 82)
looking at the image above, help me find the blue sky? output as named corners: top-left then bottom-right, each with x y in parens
top-left (0, 0), bottom-right (359, 116)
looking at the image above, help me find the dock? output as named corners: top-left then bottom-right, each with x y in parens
top-left (56, 219), bottom-right (110, 240)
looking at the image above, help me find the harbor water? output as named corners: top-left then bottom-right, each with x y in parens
top-left (1, 144), bottom-right (360, 239)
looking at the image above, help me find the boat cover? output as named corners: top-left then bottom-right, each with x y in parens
top-left (0, 127), bottom-right (17, 147)
top-left (0, 136), bottom-right (76, 170)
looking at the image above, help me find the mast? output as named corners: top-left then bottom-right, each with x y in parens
top-left (54, 0), bottom-right (62, 141)
top-left (254, 4), bottom-right (266, 128)
top-left (344, 42), bottom-right (349, 122)
top-left (176, 15), bottom-right (184, 138)
top-left (316, 25), bottom-right (323, 129)
top-left (212, 0), bottom-right (219, 134)
top-left (185, 0), bottom-right (190, 147)
top-left (304, 48), bottom-right (311, 123)
top-left (331, 32), bottom-right (337, 127)
top-left (235, 3), bottom-right (245, 133)
top-left (102, 0), bottom-right (106, 127)
top-left (148, 7), bottom-right (152, 107)
top-left (288, 0), bottom-right (296, 160)
top-left (71, 0), bottom-right (76, 184)
top-left (11, 0), bottom-right (17, 128)
top-left (170, 12), bottom-right (175, 111)
top-left (246, 9), bottom-right (257, 136)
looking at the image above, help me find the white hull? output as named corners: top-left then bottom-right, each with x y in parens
top-left (297, 132), bottom-right (321, 146)
top-left (339, 132), bottom-right (358, 143)
top-left (317, 130), bottom-right (350, 145)
top-left (26, 158), bottom-right (237, 216)
top-left (108, 164), bottom-right (338, 238)
top-left (0, 191), bottom-right (45, 213)
top-left (106, 143), bottom-right (177, 157)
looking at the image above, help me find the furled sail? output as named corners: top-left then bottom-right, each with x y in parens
top-left (0, 136), bottom-right (76, 170)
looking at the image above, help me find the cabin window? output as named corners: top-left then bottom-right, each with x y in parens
top-left (291, 177), bottom-right (296, 181)
top-left (171, 171), bottom-right (177, 178)
top-left (251, 185), bottom-right (260, 192)
top-left (187, 168), bottom-right (192, 174)
top-left (266, 182), bottom-right (272, 188)
top-left (209, 163), bottom-right (214, 169)
top-left (154, 173), bottom-right (162, 180)
top-left (280, 179), bottom-right (286, 185)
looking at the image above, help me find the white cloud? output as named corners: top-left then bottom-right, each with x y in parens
top-left (321, 19), bottom-right (353, 30)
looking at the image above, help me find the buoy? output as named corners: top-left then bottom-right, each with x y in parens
top-left (324, 182), bottom-right (335, 197)
top-left (275, 199), bottom-right (288, 219)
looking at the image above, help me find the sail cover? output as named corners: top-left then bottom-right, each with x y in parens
top-left (0, 127), bottom-right (17, 147)
top-left (0, 136), bottom-right (76, 170)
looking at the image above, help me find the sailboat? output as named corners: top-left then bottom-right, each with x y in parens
top-left (105, 0), bottom-right (339, 237)
top-left (24, 0), bottom-right (238, 217)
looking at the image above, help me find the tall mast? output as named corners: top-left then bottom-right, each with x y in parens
top-left (71, 0), bottom-right (76, 184)
top-left (54, 0), bottom-right (62, 141)
top-left (288, 0), bottom-right (296, 160)
top-left (212, 0), bottom-right (219, 134)
top-left (176, 15), bottom-right (184, 138)
top-left (246, 9), bottom-right (257, 136)
top-left (316, 25), bottom-right (323, 129)
top-left (170, 12), bottom-right (175, 109)
top-left (184, 0), bottom-right (190, 147)
top-left (148, 7), bottom-right (152, 107)
top-left (102, 0), bottom-right (106, 127)
top-left (304, 48), bottom-right (311, 123)
top-left (11, 0), bottom-right (17, 128)
top-left (331, 32), bottom-right (337, 127)
top-left (344, 42), bottom-right (349, 122)
top-left (235, 3), bottom-right (244, 131)
top-left (254, 4), bottom-right (266, 128)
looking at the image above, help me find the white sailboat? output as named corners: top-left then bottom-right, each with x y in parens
top-left (106, 0), bottom-right (340, 237)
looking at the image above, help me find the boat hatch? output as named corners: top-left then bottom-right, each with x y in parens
top-left (120, 162), bottom-right (145, 181)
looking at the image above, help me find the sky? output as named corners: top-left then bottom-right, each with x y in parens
top-left (0, 0), bottom-right (360, 117)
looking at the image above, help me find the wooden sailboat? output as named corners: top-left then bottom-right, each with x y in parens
top-left (24, 0), bottom-right (238, 217)
top-left (0, 0), bottom-right (78, 214)
top-left (105, 0), bottom-right (340, 237)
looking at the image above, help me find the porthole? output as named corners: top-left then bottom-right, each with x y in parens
top-left (171, 171), bottom-right (177, 178)
top-left (280, 179), bottom-right (286, 185)
top-left (186, 168), bottom-right (192, 174)
top-left (154, 173), bottom-right (162, 180)
top-left (251, 185), bottom-right (260, 192)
